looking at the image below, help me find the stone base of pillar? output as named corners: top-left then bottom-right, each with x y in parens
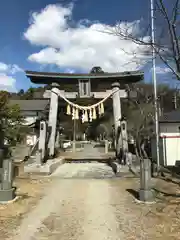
top-left (139, 189), bottom-right (154, 202)
top-left (36, 151), bottom-right (42, 165)
top-left (24, 158), bottom-right (65, 176)
top-left (0, 188), bottom-right (16, 202)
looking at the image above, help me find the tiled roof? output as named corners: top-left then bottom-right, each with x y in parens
top-left (25, 70), bottom-right (144, 84)
top-left (9, 99), bottom-right (49, 111)
top-left (26, 70), bottom-right (144, 78)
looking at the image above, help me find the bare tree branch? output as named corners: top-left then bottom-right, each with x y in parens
top-left (103, 0), bottom-right (180, 80)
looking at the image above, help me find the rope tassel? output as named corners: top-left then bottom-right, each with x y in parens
top-left (92, 107), bottom-right (97, 119)
top-left (72, 107), bottom-right (75, 120)
top-left (66, 104), bottom-right (71, 115)
top-left (100, 103), bottom-right (104, 115)
top-left (89, 109), bottom-right (92, 122)
top-left (84, 110), bottom-right (88, 122)
top-left (58, 87), bottom-right (111, 122)
top-left (56, 87), bottom-right (112, 116)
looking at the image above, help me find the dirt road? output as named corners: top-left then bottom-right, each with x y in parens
top-left (8, 162), bottom-right (180, 240)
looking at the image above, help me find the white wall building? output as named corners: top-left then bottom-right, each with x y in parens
top-left (9, 99), bottom-right (49, 146)
top-left (152, 110), bottom-right (180, 166)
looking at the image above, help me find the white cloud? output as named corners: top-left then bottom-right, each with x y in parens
top-left (24, 4), bottom-right (151, 72)
top-left (0, 74), bottom-right (16, 92)
top-left (0, 62), bottom-right (9, 72)
top-left (10, 64), bottom-right (23, 74)
top-left (0, 62), bottom-right (23, 92)
top-left (0, 62), bottom-right (23, 75)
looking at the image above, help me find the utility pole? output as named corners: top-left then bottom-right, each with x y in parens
top-left (151, 0), bottom-right (160, 172)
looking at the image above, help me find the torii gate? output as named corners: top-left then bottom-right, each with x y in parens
top-left (26, 68), bottom-right (143, 163)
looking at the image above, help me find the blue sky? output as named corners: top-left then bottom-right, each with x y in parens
top-left (0, 0), bottom-right (175, 92)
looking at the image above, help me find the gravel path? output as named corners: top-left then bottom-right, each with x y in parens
top-left (9, 159), bottom-right (171, 240)
top-left (8, 138), bottom-right (176, 240)
top-left (12, 178), bottom-right (131, 240)
top-left (5, 144), bottom-right (179, 239)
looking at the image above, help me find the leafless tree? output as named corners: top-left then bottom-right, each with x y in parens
top-left (104, 0), bottom-right (180, 79)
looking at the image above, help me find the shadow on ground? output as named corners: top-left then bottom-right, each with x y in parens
top-left (126, 189), bottom-right (139, 200)
top-left (107, 159), bottom-right (118, 174)
top-left (127, 187), bottom-right (180, 201)
top-left (93, 144), bottom-right (105, 148)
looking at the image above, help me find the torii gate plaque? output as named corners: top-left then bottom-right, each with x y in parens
top-left (26, 68), bottom-right (143, 160)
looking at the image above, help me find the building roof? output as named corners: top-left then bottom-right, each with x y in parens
top-left (25, 70), bottom-right (144, 85)
top-left (159, 110), bottom-right (180, 123)
top-left (9, 99), bottom-right (49, 111)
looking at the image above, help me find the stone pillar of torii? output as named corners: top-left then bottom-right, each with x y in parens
top-left (39, 82), bottom-right (129, 162)
top-left (111, 82), bottom-right (128, 157)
